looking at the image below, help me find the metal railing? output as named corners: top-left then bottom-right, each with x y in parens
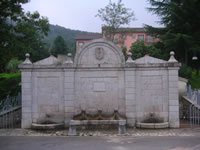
top-left (189, 104), bottom-right (200, 128)
top-left (0, 93), bottom-right (21, 128)
top-left (187, 85), bottom-right (200, 105)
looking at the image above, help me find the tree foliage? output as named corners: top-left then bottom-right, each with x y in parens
top-left (96, 0), bottom-right (135, 41)
top-left (145, 0), bottom-right (200, 66)
top-left (0, 0), bottom-right (50, 72)
top-left (129, 41), bottom-right (166, 60)
top-left (122, 46), bottom-right (128, 61)
top-left (6, 58), bottom-right (22, 73)
top-left (51, 36), bottom-right (68, 56)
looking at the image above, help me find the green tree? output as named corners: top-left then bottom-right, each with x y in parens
top-left (51, 36), bottom-right (68, 56)
top-left (14, 11), bottom-right (49, 61)
top-left (129, 41), bottom-right (164, 60)
top-left (145, 0), bottom-right (200, 66)
top-left (0, 0), bottom-right (28, 72)
top-left (0, 0), bottom-right (49, 72)
top-left (96, 0), bottom-right (135, 41)
top-left (6, 58), bottom-right (22, 73)
top-left (122, 46), bottom-right (128, 60)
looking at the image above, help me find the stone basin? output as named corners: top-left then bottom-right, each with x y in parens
top-left (69, 120), bottom-right (126, 136)
top-left (136, 122), bottom-right (169, 129)
top-left (31, 123), bottom-right (64, 130)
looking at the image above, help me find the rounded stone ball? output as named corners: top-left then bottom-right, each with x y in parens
top-left (25, 53), bottom-right (30, 58)
top-left (170, 51), bottom-right (175, 56)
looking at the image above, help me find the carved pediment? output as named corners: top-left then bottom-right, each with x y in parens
top-left (74, 39), bottom-right (125, 67)
top-left (33, 55), bottom-right (58, 65)
top-left (135, 55), bottom-right (167, 64)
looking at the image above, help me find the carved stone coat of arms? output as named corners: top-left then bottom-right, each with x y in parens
top-left (95, 47), bottom-right (104, 60)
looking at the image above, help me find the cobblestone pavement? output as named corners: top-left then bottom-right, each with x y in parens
top-left (0, 128), bottom-right (200, 137)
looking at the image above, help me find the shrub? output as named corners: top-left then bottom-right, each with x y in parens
top-left (129, 41), bottom-right (166, 60)
top-left (0, 73), bottom-right (21, 101)
top-left (188, 71), bottom-right (200, 89)
top-left (179, 64), bottom-right (192, 79)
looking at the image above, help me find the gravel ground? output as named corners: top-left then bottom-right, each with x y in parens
top-left (0, 128), bottom-right (200, 137)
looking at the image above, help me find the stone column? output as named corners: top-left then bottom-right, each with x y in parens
top-left (168, 67), bottom-right (180, 128)
top-left (20, 53), bottom-right (33, 128)
top-left (125, 52), bottom-right (136, 127)
top-left (168, 51), bottom-right (180, 128)
top-left (64, 53), bottom-right (75, 127)
top-left (21, 71), bottom-right (32, 128)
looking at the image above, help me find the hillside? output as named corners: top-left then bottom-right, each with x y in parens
top-left (44, 24), bottom-right (98, 54)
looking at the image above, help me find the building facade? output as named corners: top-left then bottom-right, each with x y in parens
top-left (75, 28), bottom-right (159, 52)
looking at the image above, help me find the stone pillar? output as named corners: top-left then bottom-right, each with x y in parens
top-left (20, 53), bottom-right (33, 128)
top-left (168, 51), bottom-right (180, 128)
top-left (64, 53), bottom-right (75, 127)
top-left (118, 120), bottom-right (126, 135)
top-left (168, 67), bottom-right (180, 128)
top-left (125, 52), bottom-right (136, 127)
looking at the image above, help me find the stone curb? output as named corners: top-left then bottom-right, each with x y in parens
top-left (0, 128), bottom-right (200, 137)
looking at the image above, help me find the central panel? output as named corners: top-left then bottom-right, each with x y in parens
top-left (74, 71), bottom-right (125, 116)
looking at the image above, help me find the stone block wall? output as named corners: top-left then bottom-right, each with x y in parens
top-left (31, 70), bottom-right (64, 124)
top-left (74, 70), bottom-right (125, 116)
top-left (135, 69), bottom-right (169, 123)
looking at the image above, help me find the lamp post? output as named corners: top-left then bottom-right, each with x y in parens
top-left (192, 56), bottom-right (198, 76)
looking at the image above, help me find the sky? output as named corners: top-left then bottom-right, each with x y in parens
top-left (22, 0), bottom-right (162, 33)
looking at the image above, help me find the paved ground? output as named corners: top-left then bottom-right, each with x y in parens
top-left (0, 136), bottom-right (200, 150)
top-left (0, 128), bottom-right (200, 150)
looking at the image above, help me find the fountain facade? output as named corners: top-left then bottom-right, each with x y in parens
top-left (19, 39), bottom-right (180, 128)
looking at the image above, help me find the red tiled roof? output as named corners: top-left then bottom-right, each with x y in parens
top-left (101, 27), bottom-right (146, 33)
top-left (75, 34), bottom-right (102, 40)
top-left (116, 28), bottom-right (145, 32)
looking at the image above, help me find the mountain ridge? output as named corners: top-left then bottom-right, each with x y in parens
top-left (44, 24), bottom-right (100, 54)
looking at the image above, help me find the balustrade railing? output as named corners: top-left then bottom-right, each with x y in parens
top-left (0, 93), bottom-right (21, 128)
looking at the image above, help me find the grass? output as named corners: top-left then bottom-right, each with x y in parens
top-left (0, 72), bottom-right (21, 78)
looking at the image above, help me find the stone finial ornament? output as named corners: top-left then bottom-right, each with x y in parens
top-left (126, 52), bottom-right (135, 63)
top-left (23, 53), bottom-right (32, 64)
top-left (168, 51), bottom-right (178, 63)
top-left (64, 53), bottom-right (73, 64)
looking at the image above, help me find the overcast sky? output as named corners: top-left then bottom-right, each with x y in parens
top-left (22, 0), bottom-right (162, 33)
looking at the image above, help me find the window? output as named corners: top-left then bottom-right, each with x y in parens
top-left (132, 35), bottom-right (136, 39)
top-left (79, 42), bottom-right (84, 47)
top-left (114, 38), bottom-right (119, 43)
top-left (147, 35), bottom-right (154, 42)
top-left (121, 35), bottom-right (127, 40)
top-left (138, 35), bottom-right (144, 41)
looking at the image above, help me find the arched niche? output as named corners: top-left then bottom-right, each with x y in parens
top-left (74, 39), bottom-right (125, 68)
